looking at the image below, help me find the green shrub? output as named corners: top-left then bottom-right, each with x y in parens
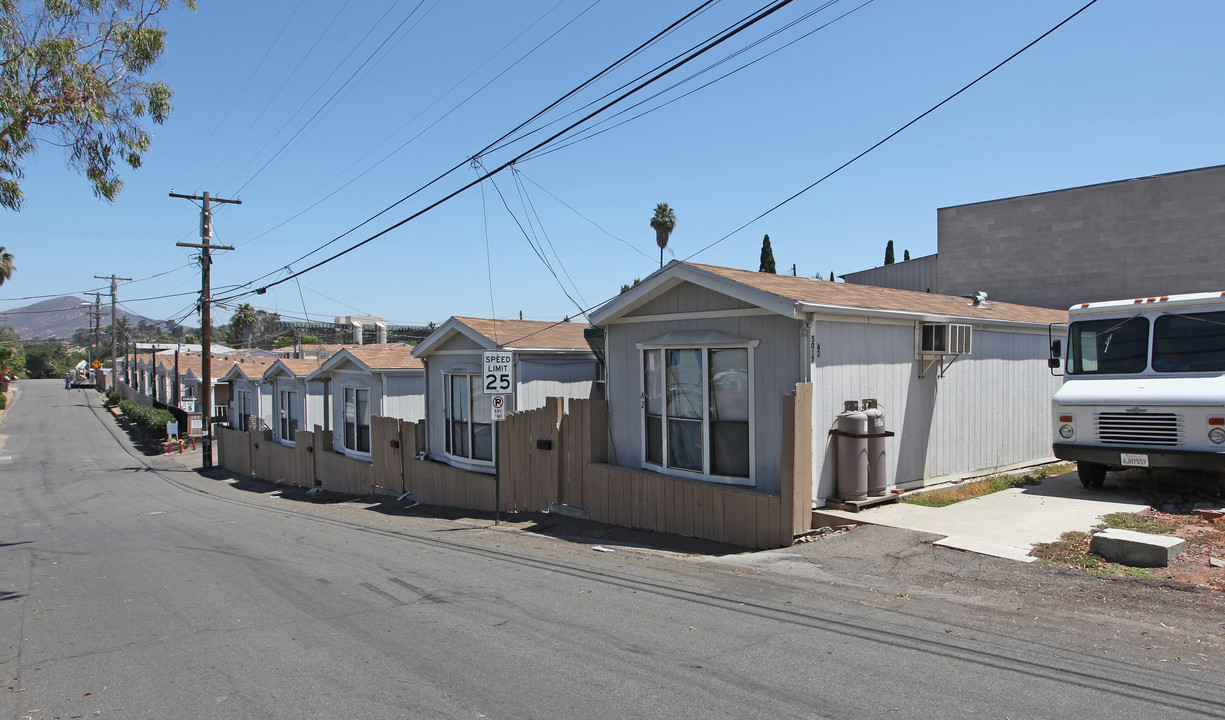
top-left (0, 394), bottom-right (6, 410)
top-left (105, 389), bottom-right (121, 406)
top-left (118, 400), bottom-right (175, 440)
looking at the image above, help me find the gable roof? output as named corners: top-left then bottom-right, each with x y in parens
top-left (307, 343), bottom-right (423, 379)
top-left (591, 261), bottom-right (1068, 328)
top-left (221, 357), bottom-right (277, 382)
top-left (415, 316), bottom-right (592, 356)
top-left (263, 358), bottom-right (325, 381)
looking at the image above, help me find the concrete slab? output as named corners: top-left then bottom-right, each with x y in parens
top-left (934, 536), bottom-right (1039, 563)
top-left (818, 471), bottom-right (1151, 562)
top-left (1089, 528), bottom-right (1185, 567)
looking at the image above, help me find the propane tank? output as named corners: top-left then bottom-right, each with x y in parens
top-left (836, 400), bottom-right (869, 501)
top-left (862, 398), bottom-right (887, 496)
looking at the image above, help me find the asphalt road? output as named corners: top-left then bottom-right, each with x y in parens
top-left (2, 379), bottom-right (1223, 719)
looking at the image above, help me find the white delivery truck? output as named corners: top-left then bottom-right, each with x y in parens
top-left (1051, 291), bottom-right (1225, 488)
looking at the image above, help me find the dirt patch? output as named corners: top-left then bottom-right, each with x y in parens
top-left (1033, 509), bottom-right (1225, 591)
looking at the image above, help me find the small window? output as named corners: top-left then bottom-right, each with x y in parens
top-left (237, 390), bottom-right (251, 432)
top-left (446, 373), bottom-right (494, 463)
top-left (343, 387), bottom-right (370, 453)
top-left (279, 389), bottom-right (299, 442)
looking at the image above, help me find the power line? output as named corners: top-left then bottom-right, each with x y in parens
top-left (227, 0), bottom-right (435, 196)
top-left (229, 0), bottom-right (800, 302)
top-left (524, 0), bottom-right (872, 161)
top-left (215, 0), bottom-right (726, 297)
top-left (225, 0), bottom-right (603, 252)
top-left (687, 0), bottom-right (1102, 260)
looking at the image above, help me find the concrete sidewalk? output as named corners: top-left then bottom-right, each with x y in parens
top-left (818, 471), bottom-right (1152, 562)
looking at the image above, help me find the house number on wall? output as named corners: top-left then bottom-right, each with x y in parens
top-left (810, 337), bottom-right (821, 361)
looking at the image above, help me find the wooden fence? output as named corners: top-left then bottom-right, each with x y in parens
top-left (216, 386), bottom-right (814, 549)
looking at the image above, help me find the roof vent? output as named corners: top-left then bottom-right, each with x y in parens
top-left (969, 291), bottom-right (988, 307)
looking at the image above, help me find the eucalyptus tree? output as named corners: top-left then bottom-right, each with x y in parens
top-left (0, 0), bottom-right (196, 211)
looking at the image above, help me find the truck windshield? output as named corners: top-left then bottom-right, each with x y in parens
top-left (1152, 311), bottom-right (1225, 372)
top-left (1067, 316), bottom-right (1149, 375)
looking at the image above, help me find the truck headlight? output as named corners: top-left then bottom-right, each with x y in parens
top-left (1059, 424), bottom-right (1074, 439)
top-left (1209, 427), bottom-right (1225, 444)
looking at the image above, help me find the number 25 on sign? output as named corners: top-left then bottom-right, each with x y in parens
top-left (483, 351), bottom-right (513, 394)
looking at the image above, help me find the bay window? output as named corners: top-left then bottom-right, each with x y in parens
top-left (641, 344), bottom-right (752, 483)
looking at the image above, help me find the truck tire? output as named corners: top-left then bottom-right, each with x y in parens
top-left (1077, 461), bottom-right (1107, 489)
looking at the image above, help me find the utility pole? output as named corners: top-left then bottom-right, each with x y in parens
top-left (171, 190), bottom-right (240, 469)
top-left (95, 275), bottom-right (131, 391)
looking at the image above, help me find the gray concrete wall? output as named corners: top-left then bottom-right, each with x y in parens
top-left (938, 165), bottom-right (1225, 310)
top-left (841, 254), bottom-right (938, 294)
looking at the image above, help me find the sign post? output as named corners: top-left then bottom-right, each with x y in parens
top-left (484, 351), bottom-right (513, 525)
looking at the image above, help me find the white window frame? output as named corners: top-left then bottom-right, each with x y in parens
top-left (638, 341), bottom-right (757, 486)
top-left (443, 372), bottom-right (495, 471)
top-left (278, 388), bottom-right (299, 444)
top-left (343, 386), bottom-right (372, 455)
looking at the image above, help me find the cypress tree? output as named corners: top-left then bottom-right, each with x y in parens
top-left (885, 240), bottom-right (895, 265)
top-left (759, 235), bottom-right (777, 274)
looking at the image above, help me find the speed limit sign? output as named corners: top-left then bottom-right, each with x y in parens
top-left (483, 350), bottom-right (513, 394)
top-left (491, 394), bottom-right (507, 421)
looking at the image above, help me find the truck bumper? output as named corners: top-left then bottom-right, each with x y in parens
top-left (1053, 443), bottom-right (1225, 471)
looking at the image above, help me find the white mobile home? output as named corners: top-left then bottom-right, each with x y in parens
top-left (307, 344), bottom-right (425, 460)
top-left (590, 262), bottom-right (1066, 504)
top-left (222, 358), bottom-right (276, 432)
top-left (414, 317), bottom-right (599, 473)
top-left (263, 358), bottom-right (329, 445)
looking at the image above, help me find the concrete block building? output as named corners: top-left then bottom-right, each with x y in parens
top-left (844, 165), bottom-right (1225, 310)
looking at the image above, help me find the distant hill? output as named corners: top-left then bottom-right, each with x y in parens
top-left (0, 296), bottom-right (158, 343)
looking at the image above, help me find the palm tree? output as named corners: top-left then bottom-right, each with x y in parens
top-left (0, 246), bottom-right (14, 287)
top-left (650, 203), bottom-right (676, 268)
top-left (231, 303), bottom-right (258, 348)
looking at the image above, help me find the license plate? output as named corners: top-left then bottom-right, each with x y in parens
top-left (1120, 453), bottom-right (1149, 467)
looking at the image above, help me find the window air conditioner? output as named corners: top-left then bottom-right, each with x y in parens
top-left (920, 323), bottom-right (972, 356)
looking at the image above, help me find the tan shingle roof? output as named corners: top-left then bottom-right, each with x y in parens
top-left (170, 353), bottom-right (272, 380)
top-left (343, 344), bottom-right (423, 371)
top-left (687, 263), bottom-right (1068, 326)
top-left (452, 316), bottom-right (591, 350)
top-left (271, 358), bottom-right (325, 377)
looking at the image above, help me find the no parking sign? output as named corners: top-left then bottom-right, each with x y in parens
top-left (491, 394), bottom-right (507, 421)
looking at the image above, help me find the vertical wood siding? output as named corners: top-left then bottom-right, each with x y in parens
top-left (215, 392), bottom-right (815, 549)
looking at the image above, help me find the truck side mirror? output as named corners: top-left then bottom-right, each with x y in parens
top-left (1047, 357), bottom-right (1061, 369)
top-left (1048, 339), bottom-right (1062, 369)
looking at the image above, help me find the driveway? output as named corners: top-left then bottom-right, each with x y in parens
top-left (818, 469), bottom-right (1152, 562)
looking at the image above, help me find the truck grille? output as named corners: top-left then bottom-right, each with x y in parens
top-left (1095, 412), bottom-right (1182, 446)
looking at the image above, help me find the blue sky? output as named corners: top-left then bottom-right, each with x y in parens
top-left (3, 0), bottom-right (1223, 330)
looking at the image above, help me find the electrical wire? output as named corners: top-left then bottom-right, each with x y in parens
top-left (511, 166), bottom-right (588, 311)
top-left (515, 170), bottom-right (653, 260)
top-left (215, 0), bottom-right (726, 297)
top-left (226, 0), bottom-right (434, 196)
top-left (524, 0), bottom-right (872, 161)
top-left (686, 0), bottom-right (1102, 261)
top-left (224, 0), bottom-right (576, 250)
top-left (220, 0), bottom-right (800, 303)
